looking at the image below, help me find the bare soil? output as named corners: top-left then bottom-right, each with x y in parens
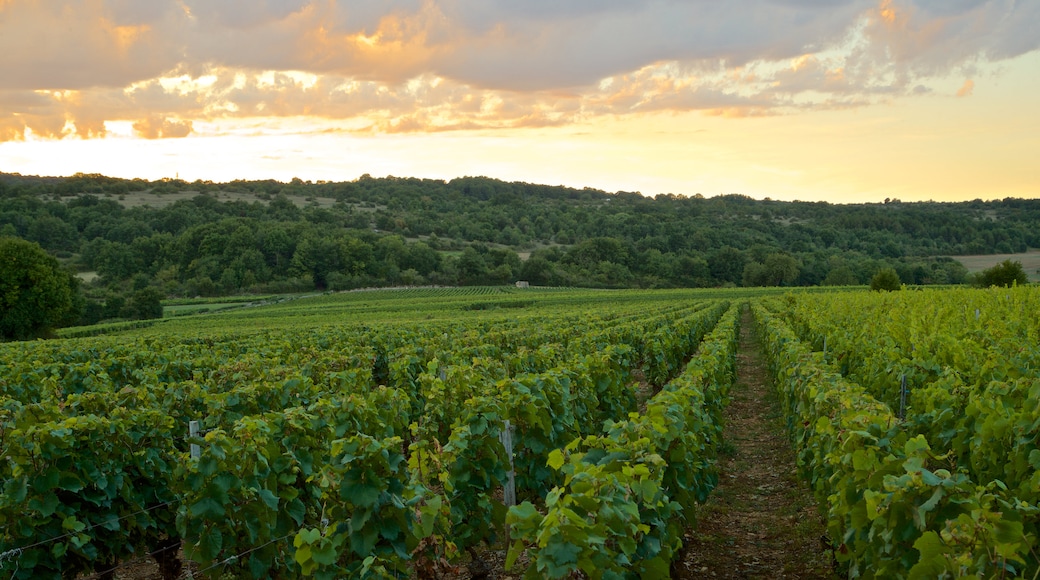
top-left (675, 306), bottom-right (836, 579)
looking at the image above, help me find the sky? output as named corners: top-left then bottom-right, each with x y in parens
top-left (0, 0), bottom-right (1038, 204)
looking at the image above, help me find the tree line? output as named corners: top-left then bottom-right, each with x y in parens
top-left (0, 172), bottom-right (1036, 335)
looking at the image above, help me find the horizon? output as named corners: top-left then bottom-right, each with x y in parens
top-left (1, 1), bottom-right (1038, 204)
top-left (6, 168), bottom-right (1038, 208)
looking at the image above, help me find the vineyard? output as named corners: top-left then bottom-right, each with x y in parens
top-left (1, 286), bottom-right (1038, 578)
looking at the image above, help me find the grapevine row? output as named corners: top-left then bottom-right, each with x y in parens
top-left (1, 300), bottom-right (728, 578)
top-left (753, 301), bottom-right (1037, 578)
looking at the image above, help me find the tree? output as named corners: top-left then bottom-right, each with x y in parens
top-left (822, 266), bottom-right (858, 286)
top-left (974, 259), bottom-right (1028, 288)
top-left (763, 253), bottom-right (800, 286)
top-left (708, 246), bottom-right (746, 285)
top-left (0, 237), bottom-right (77, 340)
top-left (291, 236), bottom-right (345, 290)
top-left (870, 268), bottom-right (901, 292)
top-left (124, 287), bottom-right (164, 320)
top-left (457, 246), bottom-right (488, 285)
top-left (519, 256), bottom-right (553, 286)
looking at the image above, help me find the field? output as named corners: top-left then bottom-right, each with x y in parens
top-left (951, 249), bottom-right (1040, 281)
top-left (2, 286), bottom-right (1038, 579)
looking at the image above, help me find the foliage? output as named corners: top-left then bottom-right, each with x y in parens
top-left (869, 267), bottom-right (901, 292)
top-left (0, 171), bottom-right (1025, 300)
top-left (126, 287), bottom-right (165, 320)
top-left (755, 294), bottom-right (1040, 577)
top-left (505, 305), bottom-right (738, 578)
top-left (973, 259), bottom-right (1028, 287)
top-left (6, 285), bottom-right (1040, 576)
top-left (1, 287), bottom-right (735, 577)
top-left (0, 237), bottom-right (77, 340)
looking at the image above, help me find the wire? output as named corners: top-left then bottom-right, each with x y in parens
top-left (78, 540), bottom-right (182, 580)
top-left (0, 499), bottom-right (179, 557)
top-left (186, 533), bottom-right (296, 579)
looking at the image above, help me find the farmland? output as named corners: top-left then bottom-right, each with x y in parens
top-left (1, 286), bottom-right (1038, 578)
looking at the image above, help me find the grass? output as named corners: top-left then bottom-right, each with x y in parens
top-left (951, 249), bottom-right (1040, 281)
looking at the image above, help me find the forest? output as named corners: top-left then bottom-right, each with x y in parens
top-left (1, 171), bottom-right (1037, 328)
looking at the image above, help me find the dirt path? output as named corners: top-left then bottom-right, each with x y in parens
top-left (675, 306), bottom-right (837, 579)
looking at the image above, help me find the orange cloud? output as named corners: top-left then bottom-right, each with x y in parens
top-left (956, 79), bottom-right (974, 97)
top-left (878, 0), bottom-right (899, 26)
top-left (132, 116), bottom-right (193, 138)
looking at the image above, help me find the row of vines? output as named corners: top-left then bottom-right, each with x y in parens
top-left (1, 294), bottom-right (737, 579)
top-left (756, 286), bottom-right (1040, 578)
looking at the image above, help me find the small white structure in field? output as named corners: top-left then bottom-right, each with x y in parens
top-left (515, 280), bottom-right (530, 289)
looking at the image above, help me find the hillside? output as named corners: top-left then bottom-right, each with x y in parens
top-left (1, 171), bottom-right (1038, 326)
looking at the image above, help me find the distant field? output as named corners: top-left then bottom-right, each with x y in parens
top-left (951, 249), bottom-right (1040, 281)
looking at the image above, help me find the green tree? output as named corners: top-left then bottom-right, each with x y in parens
top-left (457, 246), bottom-right (488, 285)
top-left (0, 237), bottom-right (77, 340)
top-left (823, 266), bottom-right (858, 286)
top-left (124, 287), bottom-right (165, 320)
top-left (519, 256), bottom-right (553, 286)
top-left (870, 267), bottom-right (901, 292)
top-left (291, 236), bottom-right (345, 290)
top-left (974, 259), bottom-right (1028, 288)
top-left (708, 246), bottom-right (746, 285)
top-left (763, 253), bottom-right (800, 286)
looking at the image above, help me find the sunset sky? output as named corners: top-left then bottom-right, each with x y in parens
top-left (1, 0), bottom-right (1038, 203)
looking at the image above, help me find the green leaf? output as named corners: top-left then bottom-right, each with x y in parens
top-left (294, 543), bottom-right (313, 566)
top-left (638, 554), bottom-right (671, 578)
top-left (287, 498), bottom-right (306, 525)
top-left (851, 449), bottom-right (874, 471)
top-left (249, 553), bottom-right (269, 579)
top-left (29, 493), bottom-right (59, 517)
top-left (311, 542), bottom-right (338, 566)
top-left (908, 531), bottom-right (946, 580)
top-left (200, 527), bottom-right (224, 561)
top-left (507, 502), bottom-right (543, 526)
top-left (4, 477), bottom-right (27, 502)
top-left (197, 455), bottom-right (219, 477)
top-left (505, 539), bottom-right (525, 570)
top-left (51, 541), bottom-right (67, 558)
top-left (540, 541), bottom-right (580, 577)
top-left (342, 469), bottom-right (380, 507)
top-left (919, 486), bottom-right (943, 513)
top-left (190, 497), bottom-right (226, 519)
top-left (258, 488), bottom-right (279, 510)
top-left (296, 528), bottom-right (321, 547)
top-left (993, 519), bottom-right (1024, 545)
top-left (350, 524), bottom-right (379, 556)
top-left (547, 449), bottom-right (566, 471)
top-left (61, 516), bottom-right (86, 532)
top-left (57, 472), bottom-right (84, 492)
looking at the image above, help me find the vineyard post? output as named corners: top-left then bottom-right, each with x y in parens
top-left (898, 375), bottom-right (907, 420)
top-left (499, 420), bottom-right (516, 507)
top-left (189, 420), bottom-right (200, 459)
top-left (499, 420), bottom-right (516, 537)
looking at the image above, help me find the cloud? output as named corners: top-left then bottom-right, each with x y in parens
top-left (132, 116), bottom-right (193, 139)
top-left (956, 78), bottom-right (975, 97)
top-left (0, 0), bottom-right (1036, 142)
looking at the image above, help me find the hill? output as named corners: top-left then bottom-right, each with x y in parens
top-left (1, 171), bottom-right (1038, 326)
